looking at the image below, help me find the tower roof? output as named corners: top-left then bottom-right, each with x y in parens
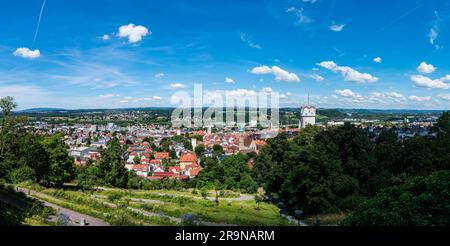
top-left (301, 105), bottom-right (316, 109)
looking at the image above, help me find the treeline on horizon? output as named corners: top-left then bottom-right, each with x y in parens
top-left (1, 96), bottom-right (449, 226)
top-left (8, 106), bottom-right (444, 128)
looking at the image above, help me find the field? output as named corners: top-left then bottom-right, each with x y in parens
top-left (14, 183), bottom-right (295, 226)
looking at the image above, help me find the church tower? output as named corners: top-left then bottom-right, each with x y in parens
top-left (299, 94), bottom-right (316, 129)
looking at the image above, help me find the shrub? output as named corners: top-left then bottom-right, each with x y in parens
top-left (10, 166), bottom-right (36, 184)
top-left (107, 192), bottom-right (123, 202)
top-left (181, 214), bottom-right (197, 226)
top-left (200, 188), bottom-right (208, 199)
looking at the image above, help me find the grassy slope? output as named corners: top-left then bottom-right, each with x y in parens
top-left (18, 183), bottom-right (293, 226)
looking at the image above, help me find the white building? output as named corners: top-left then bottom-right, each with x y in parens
top-left (69, 147), bottom-right (90, 159)
top-left (299, 105), bottom-right (316, 129)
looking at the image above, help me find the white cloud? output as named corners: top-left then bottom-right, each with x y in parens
top-left (155, 73), bottom-right (165, 78)
top-left (334, 89), bottom-right (362, 99)
top-left (102, 35), bottom-right (110, 41)
top-left (118, 24), bottom-right (150, 43)
top-left (370, 92), bottom-right (404, 102)
top-left (408, 95), bottom-right (432, 102)
top-left (251, 65), bottom-right (272, 74)
top-left (119, 95), bottom-right (163, 103)
top-left (261, 87), bottom-right (273, 94)
top-left (329, 24), bottom-right (345, 32)
top-left (417, 62), bottom-right (436, 74)
top-left (13, 47), bottom-right (41, 59)
top-left (239, 33), bottom-right (261, 49)
top-left (317, 61), bottom-right (378, 83)
top-left (373, 57), bottom-right (382, 63)
top-left (170, 83), bottom-right (186, 89)
top-left (429, 11), bottom-right (441, 49)
top-left (429, 28), bottom-right (438, 45)
top-left (438, 94), bottom-right (450, 101)
top-left (286, 7), bottom-right (312, 24)
top-left (225, 77), bottom-right (235, 84)
top-left (251, 65), bottom-right (300, 82)
top-left (99, 94), bottom-right (120, 98)
top-left (310, 74), bottom-right (324, 82)
top-left (410, 74), bottom-right (450, 89)
top-left (303, 0), bottom-right (318, 3)
top-left (226, 89), bottom-right (257, 97)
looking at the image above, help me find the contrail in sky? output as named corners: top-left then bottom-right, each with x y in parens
top-left (33, 0), bottom-right (47, 45)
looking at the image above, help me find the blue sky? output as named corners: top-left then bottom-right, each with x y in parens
top-left (1, 0), bottom-right (450, 110)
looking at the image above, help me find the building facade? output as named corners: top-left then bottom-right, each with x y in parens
top-left (299, 105), bottom-right (316, 129)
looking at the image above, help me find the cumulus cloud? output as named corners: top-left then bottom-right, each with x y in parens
top-left (317, 61), bottom-right (378, 83)
top-left (102, 35), bottom-right (110, 41)
top-left (373, 57), bottom-right (382, 63)
top-left (155, 73), bottom-right (165, 78)
top-left (408, 95), bottom-right (432, 102)
top-left (371, 91), bottom-right (404, 99)
top-left (303, 0), bottom-right (318, 3)
top-left (170, 83), bottom-right (186, 89)
top-left (118, 24), bottom-right (150, 43)
top-left (329, 24), bottom-right (345, 32)
top-left (410, 74), bottom-right (450, 89)
top-left (261, 87), bottom-right (273, 94)
top-left (417, 62), bottom-right (436, 74)
top-left (251, 65), bottom-right (300, 82)
top-left (334, 89), bottom-right (362, 99)
top-left (13, 47), bottom-right (41, 59)
top-left (225, 77), bottom-right (235, 84)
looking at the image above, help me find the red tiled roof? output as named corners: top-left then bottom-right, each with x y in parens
top-left (180, 152), bottom-right (197, 162)
top-left (150, 159), bottom-right (162, 165)
top-left (131, 164), bottom-right (149, 171)
top-left (154, 152), bottom-right (169, 159)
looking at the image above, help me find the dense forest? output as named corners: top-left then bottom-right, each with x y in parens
top-left (1, 96), bottom-right (449, 225)
top-left (252, 113), bottom-right (450, 225)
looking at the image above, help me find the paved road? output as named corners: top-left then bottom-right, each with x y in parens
top-left (16, 188), bottom-right (109, 226)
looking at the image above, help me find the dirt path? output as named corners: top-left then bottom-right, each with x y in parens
top-left (16, 187), bottom-right (109, 226)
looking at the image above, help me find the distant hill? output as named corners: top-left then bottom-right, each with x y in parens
top-left (19, 108), bottom-right (67, 113)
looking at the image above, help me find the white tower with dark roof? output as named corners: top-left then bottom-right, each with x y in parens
top-left (299, 93), bottom-right (316, 129)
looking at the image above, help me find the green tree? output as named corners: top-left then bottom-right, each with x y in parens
top-left (343, 171), bottom-right (450, 226)
top-left (133, 155), bottom-right (141, 164)
top-left (239, 173), bottom-right (258, 194)
top-left (436, 111), bottom-right (450, 133)
top-left (99, 138), bottom-right (129, 188)
top-left (40, 134), bottom-right (75, 187)
top-left (200, 187), bottom-right (208, 200)
top-left (255, 194), bottom-right (263, 210)
top-left (212, 144), bottom-right (224, 155)
top-left (194, 144), bottom-right (205, 157)
top-left (10, 166), bottom-right (36, 183)
top-left (0, 96), bottom-right (18, 161)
